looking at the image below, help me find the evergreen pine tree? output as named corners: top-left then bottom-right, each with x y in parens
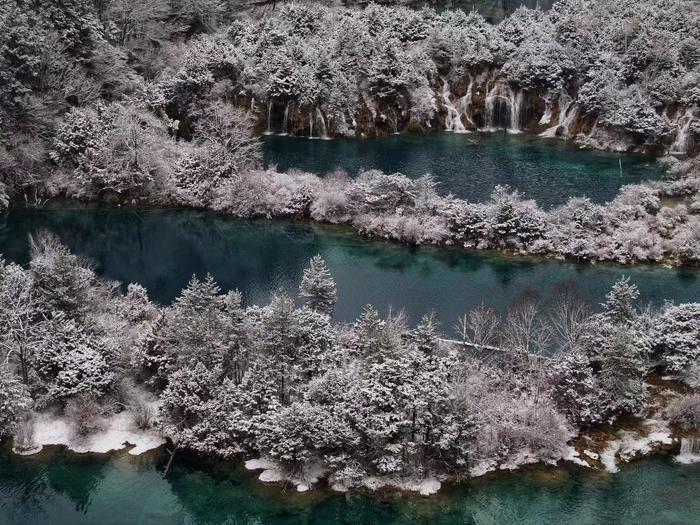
top-left (602, 277), bottom-right (639, 324)
top-left (412, 312), bottom-right (440, 356)
top-left (299, 255), bottom-right (337, 316)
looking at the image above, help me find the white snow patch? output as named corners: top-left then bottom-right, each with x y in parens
top-left (564, 447), bottom-right (591, 468)
top-left (583, 450), bottom-right (600, 461)
top-left (469, 459), bottom-right (497, 478)
top-left (498, 448), bottom-right (540, 471)
top-left (598, 419), bottom-right (674, 473)
top-left (15, 411), bottom-right (165, 456)
top-left (600, 441), bottom-right (621, 473)
top-left (259, 469), bottom-right (284, 483)
top-left (245, 457), bottom-right (328, 492)
top-left (357, 476), bottom-right (442, 496)
top-left (418, 479), bottom-right (442, 496)
top-left (617, 420), bottom-right (673, 463)
top-left (245, 458), bottom-right (278, 471)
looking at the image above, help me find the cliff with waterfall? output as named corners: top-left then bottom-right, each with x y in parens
top-left (200, 1), bottom-right (700, 157)
top-left (246, 69), bottom-right (697, 156)
top-left (2, 0), bottom-right (700, 211)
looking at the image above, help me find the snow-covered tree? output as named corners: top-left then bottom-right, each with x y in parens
top-left (31, 313), bottom-right (114, 405)
top-left (0, 367), bottom-right (32, 437)
top-left (299, 255), bottom-right (337, 316)
top-left (654, 303), bottom-right (700, 374)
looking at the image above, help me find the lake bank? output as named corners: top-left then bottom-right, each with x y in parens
top-left (2, 441), bottom-right (699, 525)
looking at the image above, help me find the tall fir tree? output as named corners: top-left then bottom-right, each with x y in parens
top-left (299, 255), bottom-right (337, 316)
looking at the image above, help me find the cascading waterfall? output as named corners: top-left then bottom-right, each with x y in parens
top-left (670, 109), bottom-right (695, 155)
top-left (388, 111), bottom-right (399, 134)
top-left (677, 437), bottom-right (700, 464)
top-left (309, 109), bottom-right (314, 139)
top-left (264, 101), bottom-right (273, 135)
top-left (316, 107), bottom-right (329, 140)
top-left (457, 77), bottom-right (476, 128)
top-left (483, 82), bottom-right (496, 131)
top-left (441, 79), bottom-right (468, 133)
top-left (250, 97), bottom-right (255, 112)
top-left (680, 437), bottom-right (700, 455)
top-left (508, 89), bottom-right (524, 134)
top-left (483, 82), bottom-right (517, 132)
top-left (539, 96), bottom-right (554, 127)
top-left (281, 102), bottom-right (290, 136)
top-left (540, 91), bottom-right (576, 138)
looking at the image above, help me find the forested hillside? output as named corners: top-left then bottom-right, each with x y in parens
top-left (2, 1), bottom-right (699, 266)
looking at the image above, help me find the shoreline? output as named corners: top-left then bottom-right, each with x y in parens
top-left (10, 379), bottom-right (699, 497)
top-left (6, 194), bottom-right (700, 272)
top-left (7, 427), bottom-right (697, 498)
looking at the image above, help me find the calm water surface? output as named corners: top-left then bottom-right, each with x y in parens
top-left (0, 446), bottom-right (698, 525)
top-left (263, 133), bottom-right (663, 208)
top-left (1, 207), bottom-right (697, 326)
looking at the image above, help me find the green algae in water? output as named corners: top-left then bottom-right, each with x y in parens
top-left (1, 446), bottom-right (698, 525)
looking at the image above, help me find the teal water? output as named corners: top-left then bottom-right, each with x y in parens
top-left (263, 134), bottom-right (663, 208)
top-left (0, 446), bottom-right (698, 525)
top-left (1, 207), bottom-right (697, 325)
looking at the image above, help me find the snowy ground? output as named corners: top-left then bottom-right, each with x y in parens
top-left (13, 411), bottom-right (166, 456)
top-left (593, 419), bottom-right (674, 473)
top-left (245, 458), bottom-right (329, 493)
top-left (245, 457), bottom-right (443, 496)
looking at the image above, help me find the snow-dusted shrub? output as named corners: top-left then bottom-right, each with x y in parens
top-left (486, 186), bottom-right (547, 248)
top-left (309, 171), bottom-right (353, 223)
top-left (654, 303), bottom-right (700, 374)
top-left (256, 402), bottom-right (357, 470)
top-left (0, 368), bottom-right (32, 437)
top-left (666, 394), bottom-right (700, 430)
top-left (353, 212), bottom-right (449, 245)
top-left (52, 103), bottom-right (179, 198)
top-left (212, 169), bottom-right (320, 218)
top-left (549, 351), bottom-right (608, 427)
top-left (32, 314), bottom-right (114, 404)
top-left (65, 394), bottom-right (111, 437)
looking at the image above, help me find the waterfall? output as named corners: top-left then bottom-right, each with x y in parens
top-left (389, 111), bottom-right (399, 134)
top-left (309, 109), bottom-right (314, 139)
top-left (539, 96), bottom-right (554, 126)
top-left (316, 107), bottom-right (329, 140)
top-left (483, 82), bottom-right (496, 131)
top-left (677, 437), bottom-right (700, 464)
top-left (670, 109), bottom-right (694, 155)
top-left (457, 76), bottom-right (476, 127)
top-left (264, 101), bottom-right (273, 135)
top-left (250, 97), bottom-right (255, 112)
top-left (540, 91), bottom-right (576, 138)
top-left (280, 102), bottom-right (290, 136)
top-left (483, 82), bottom-right (515, 132)
top-left (561, 103), bottom-right (580, 137)
top-left (508, 89), bottom-right (524, 134)
top-left (441, 79), bottom-right (468, 133)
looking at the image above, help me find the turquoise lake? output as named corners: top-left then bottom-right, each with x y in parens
top-left (263, 133), bottom-right (664, 208)
top-left (0, 446), bottom-right (698, 525)
top-left (0, 207), bottom-right (697, 325)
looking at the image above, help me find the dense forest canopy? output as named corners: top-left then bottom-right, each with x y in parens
top-left (1, 235), bottom-right (699, 484)
top-left (1, 0), bottom-right (699, 490)
top-left (1, 0), bottom-right (699, 267)
top-left (1, 0), bottom-right (699, 208)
